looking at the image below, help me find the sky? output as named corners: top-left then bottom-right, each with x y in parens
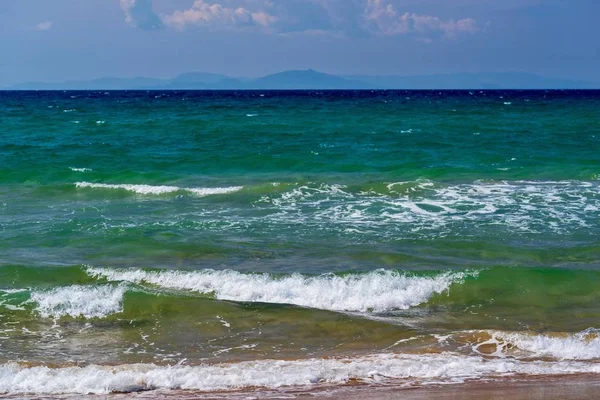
top-left (0, 0), bottom-right (599, 86)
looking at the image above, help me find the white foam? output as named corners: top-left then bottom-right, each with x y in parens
top-left (86, 268), bottom-right (469, 313)
top-left (69, 167), bottom-right (92, 172)
top-left (75, 182), bottom-right (242, 196)
top-left (29, 285), bottom-right (126, 319)
top-left (254, 180), bottom-right (599, 236)
top-left (1, 353), bottom-right (600, 394)
top-left (187, 187), bottom-right (244, 196)
top-left (486, 329), bottom-right (600, 360)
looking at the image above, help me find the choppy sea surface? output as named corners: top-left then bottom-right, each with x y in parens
top-left (1, 90), bottom-right (599, 395)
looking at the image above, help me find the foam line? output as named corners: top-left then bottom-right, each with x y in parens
top-left (2, 353), bottom-right (600, 394)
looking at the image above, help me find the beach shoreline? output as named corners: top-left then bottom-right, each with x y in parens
top-left (5, 375), bottom-right (600, 400)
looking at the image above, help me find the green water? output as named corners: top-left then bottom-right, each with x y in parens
top-left (1, 90), bottom-right (600, 392)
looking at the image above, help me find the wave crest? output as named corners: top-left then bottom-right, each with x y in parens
top-left (75, 182), bottom-right (243, 196)
top-left (30, 284), bottom-right (126, 319)
top-left (86, 267), bottom-right (471, 313)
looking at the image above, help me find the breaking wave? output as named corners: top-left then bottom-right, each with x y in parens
top-left (476, 329), bottom-right (600, 360)
top-left (75, 182), bottom-right (243, 196)
top-left (86, 267), bottom-right (471, 313)
top-left (29, 284), bottom-right (126, 319)
top-left (2, 353), bottom-right (600, 394)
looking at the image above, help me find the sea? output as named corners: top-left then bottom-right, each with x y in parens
top-left (0, 89), bottom-right (599, 396)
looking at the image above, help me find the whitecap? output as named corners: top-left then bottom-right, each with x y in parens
top-left (86, 267), bottom-right (472, 313)
top-left (29, 285), bottom-right (126, 319)
top-left (187, 187), bottom-right (244, 196)
top-left (75, 182), bottom-right (242, 197)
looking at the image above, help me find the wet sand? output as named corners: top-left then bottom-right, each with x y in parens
top-left (326, 376), bottom-right (600, 400)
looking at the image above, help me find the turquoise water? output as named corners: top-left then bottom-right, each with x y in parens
top-left (1, 90), bottom-right (600, 394)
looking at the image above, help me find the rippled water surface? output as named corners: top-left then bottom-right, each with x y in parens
top-left (1, 90), bottom-right (599, 395)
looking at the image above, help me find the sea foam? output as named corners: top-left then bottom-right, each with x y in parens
top-left (86, 268), bottom-right (469, 313)
top-left (255, 180), bottom-right (599, 236)
top-left (30, 284), bottom-right (126, 319)
top-left (482, 329), bottom-right (600, 360)
top-left (69, 167), bottom-right (92, 172)
top-left (1, 353), bottom-right (600, 394)
top-left (75, 182), bottom-right (242, 196)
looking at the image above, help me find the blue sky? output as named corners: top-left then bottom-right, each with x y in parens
top-left (0, 0), bottom-right (598, 85)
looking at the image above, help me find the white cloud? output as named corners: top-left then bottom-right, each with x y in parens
top-left (364, 0), bottom-right (478, 38)
top-left (162, 0), bottom-right (276, 31)
top-left (35, 21), bottom-right (53, 31)
top-left (121, 0), bottom-right (480, 40)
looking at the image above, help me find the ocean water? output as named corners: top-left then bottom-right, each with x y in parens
top-left (1, 90), bottom-right (599, 395)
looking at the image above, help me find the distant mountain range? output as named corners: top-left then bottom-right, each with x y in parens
top-left (7, 69), bottom-right (599, 90)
